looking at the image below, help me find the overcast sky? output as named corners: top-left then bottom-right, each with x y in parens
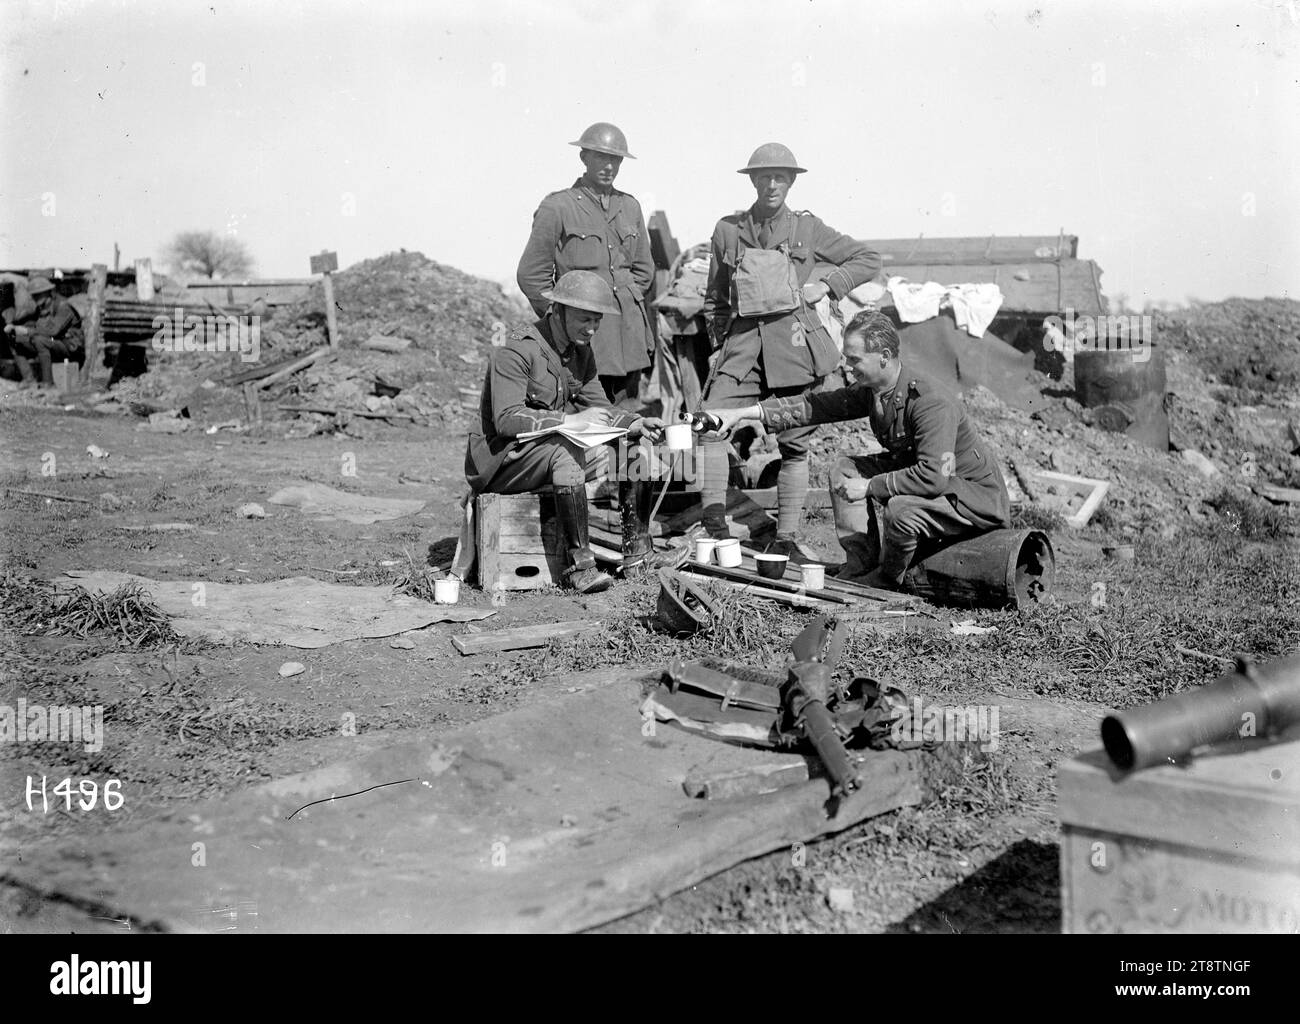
top-left (2, 0), bottom-right (1297, 306)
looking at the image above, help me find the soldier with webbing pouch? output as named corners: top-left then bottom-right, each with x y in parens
top-left (695, 143), bottom-right (880, 558)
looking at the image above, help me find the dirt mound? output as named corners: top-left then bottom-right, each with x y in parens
top-left (333, 250), bottom-right (528, 354)
top-left (1155, 297), bottom-right (1300, 400)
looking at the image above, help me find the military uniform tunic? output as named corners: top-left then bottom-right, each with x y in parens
top-left (464, 317), bottom-right (640, 493)
top-left (760, 363), bottom-right (1010, 529)
top-left (516, 180), bottom-right (655, 378)
top-left (702, 205), bottom-right (880, 389)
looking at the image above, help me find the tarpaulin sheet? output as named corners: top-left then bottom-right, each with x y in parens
top-left (56, 571), bottom-right (493, 648)
top-left (7, 669), bottom-right (923, 932)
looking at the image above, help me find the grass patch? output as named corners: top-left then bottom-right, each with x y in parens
top-left (1203, 487), bottom-right (1291, 540)
top-left (0, 569), bottom-right (207, 651)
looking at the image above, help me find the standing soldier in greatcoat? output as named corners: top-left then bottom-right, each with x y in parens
top-left (517, 122), bottom-right (656, 404)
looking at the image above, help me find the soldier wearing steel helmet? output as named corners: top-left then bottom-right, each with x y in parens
top-left (694, 143), bottom-right (880, 558)
top-left (465, 270), bottom-right (667, 594)
top-left (3, 275), bottom-right (83, 387)
top-left (516, 122), bottom-right (656, 404)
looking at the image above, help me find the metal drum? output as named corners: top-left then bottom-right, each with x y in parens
top-left (1074, 340), bottom-right (1170, 451)
top-left (903, 528), bottom-right (1055, 609)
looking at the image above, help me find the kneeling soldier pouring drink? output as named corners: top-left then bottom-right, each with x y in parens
top-left (699, 310), bottom-right (1010, 589)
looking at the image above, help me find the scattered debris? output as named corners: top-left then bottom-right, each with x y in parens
top-left (98, 492), bottom-right (124, 510)
top-left (235, 503), bottom-right (266, 519)
top-left (1181, 449), bottom-right (1219, 478)
top-left (7, 488), bottom-right (93, 505)
top-left (267, 482), bottom-right (426, 524)
top-left (86, 444), bottom-right (110, 459)
top-left (362, 334), bottom-right (413, 353)
top-left (827, 887), bottom-right (856, 913)
top-left (451, 620), bottom-right (601, 655)
top-left (389, 637), bottom-right (416, 650)
top-left (279, 662), bottom-right (307, 678)
top-left (951, 619), bottom-right (998, 636)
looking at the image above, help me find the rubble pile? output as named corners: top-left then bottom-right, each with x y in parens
top-left (1154, 298), bottom-right (1300, 401)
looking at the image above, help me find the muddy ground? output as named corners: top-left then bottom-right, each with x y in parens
top-left (1, 395), bottom-right (1297, 933)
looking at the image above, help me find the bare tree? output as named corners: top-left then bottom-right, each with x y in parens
top-left (163, 230), bottom-right (255, 279)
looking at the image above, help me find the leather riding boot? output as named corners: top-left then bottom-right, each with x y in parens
top-left (619, 480), bottom-right (675, 574)
top-left (552, 484), bottom-right (613, 594)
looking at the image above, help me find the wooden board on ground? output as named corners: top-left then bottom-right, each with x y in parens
top-left (9, 669), bottom-right (925, 933)
top-left (452, 620), bottom-right (601, 655)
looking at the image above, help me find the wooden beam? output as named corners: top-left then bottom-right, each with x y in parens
top-left (677, 570), bottom-right (840, 610)
top-left (80, 263), bottom-right (107, 385)
top-left (452, 620), bottom-right (602, 655)
top-left (321, 271), bottom-right (339, 349)
top-left (183, 278), bottom-right (317, 288)
top-left (255, 348), bottom-right (334, 390)
top-left (134, 258), bottom-right (155, 300)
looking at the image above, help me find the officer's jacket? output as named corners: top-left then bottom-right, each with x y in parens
top-left (464, 316), bottom-right (640, 492)
top-left (516, 180), bottom-right (655, 378)
top-left (702, 206), bottom-right (879, 389)
top-left (760, 364), bottom-right (1010, 529)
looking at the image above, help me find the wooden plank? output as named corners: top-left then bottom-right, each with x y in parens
top-left (868, 234), bottom-right (1078, 265)
top-left (452, 620), bottom-right (602, 655)
top-left (648, 211), bottom-right (681, 271)
top-left (493, 552), bottom-right (560, 589)
top-left (321, 272), bottom-right (339, 350)
top-left (80, 263), bottom-right (107, 385)
top-left (678, 570), bottom-right (840, 610)
top-left (879, 259), bottom-right (1105, 316)
top-left (683, 561), bottom-right (856, 605)
top-left (476, 493), bottom-right (502, 590)
top-left (498, 519), bottom-right (557, 546)
top-left (134, 258), bottom-right (154, 300)
top-left (255, 348), bottom-right (334, 390)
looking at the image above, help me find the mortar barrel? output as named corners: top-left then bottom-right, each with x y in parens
top-left (1102, 654), bottom-right (1300, 771)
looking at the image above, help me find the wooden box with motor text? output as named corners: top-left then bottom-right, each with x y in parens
top-left (475, 491), bottom-right (567, 592)
top-left (1058, 743), bottom-right (1300, 934)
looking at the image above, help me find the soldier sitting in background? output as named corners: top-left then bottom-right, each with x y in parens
top-left (701, 310), bottom-right (1010, 589)
top-left (3, 276), bottom-right (83, 387)
top-left (465, 270), bottom-right (666, 594)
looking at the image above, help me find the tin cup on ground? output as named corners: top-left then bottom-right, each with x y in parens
top-left (754, 553), bottom-right (788, 579)
top-left (694, 537), bottom-right (718, 564)
top-left (801, 564), bottom-right (826, 590)
top-left (715, 538), bottom-right (742, 568)
top-left (434, 577), bottom-right (460, 604)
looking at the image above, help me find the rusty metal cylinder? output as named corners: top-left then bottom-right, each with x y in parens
top-left (903, 528), bottom-right (1054, 609)
top-left (1074, 333), bottom-right (1169, 450)
top-left (1102, 654), bottom-right (1300, 771)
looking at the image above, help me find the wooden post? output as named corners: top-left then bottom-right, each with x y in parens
top-left (113, 243), bottom-right (120, 272)
top-left (134, 258), bottom-right (155, 301)
top-left (309, 250), bottom-right (340, 350)
top-left (81, 263), bottom-right (107, 386)
top-left (321, 271), bottom-right (339, 350)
